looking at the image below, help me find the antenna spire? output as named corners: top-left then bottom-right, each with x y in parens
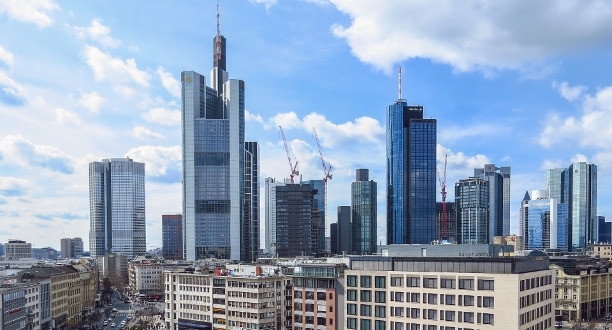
top-left (398, 66), bottom-right (402, 100)
top-left (217, 0), bottom-right (220, 35)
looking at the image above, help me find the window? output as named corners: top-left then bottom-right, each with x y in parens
top-left (464, 312), bottom-right (474, 323)
top-left (410, 293), bottom-right (420, 303)
top-left (306, 291), bottom-right (314, 300)
top-left (407, 277), bottom-right (420, 287)
top-left (347, 289), bottom-right (357, 301)
top-left (394, 307), bottom-right (404, 317)
top-left (445, 311), bottom-right (455, 321)
top-left (441, 279), bottom-right (455, 289)
top-left (411, 308), bottom-right (420, 318)
top-left (464, 295), bottom-right (474, 306)
top-left (483, 313), bottom-right (494, 325)
top-left (427, 326), bottom-right (437, 330)
top-left (394, 292), bottom-right (404, 302)
top-left (375, 305), bottom-right (386, 318)
top-left (394, 322), bottom-right (404, 330)
top-left (361, 319), bottom-right (372, 330)
top-left (459, 279), bottom-right (474, 290)
top-left (482, 296), bottom-right (494, 308)
top-left (445, 295), bottom-right (455, 305)
top-left (375, 320), bottom-right (386, 330)
top-left (317, 292), bottom-right (326, 300)
top-left (391, 277), bottom-right (404, 287)
top-left (478, 280), bottom-right (494, 291)
top-left (294, 290), bottom-right (302, 298)
top-left (347, 318), bottom-right (357, 329)
top-left (427, 294), bottom-right (437, 304)
top-left (423, 278), bottom-right (438, 288)
top-left (375, 276), bottom-right (387, 288)
top-left (361, 304), bottom-right (372, 316)
top-left (375, 291), bottom-right (387, 303)
top-left (347, 304), bottom-right (357, 315)
top-left (361, 290), bottom-right (372, 302)
top-left (361, 276), bottom-right (372, 288)
top-left (411, 325), bottom-right (420, 330)
top-left (347, 276), bottom-right (357, 287)
top-left (427, 309), bottom-right (437, 320)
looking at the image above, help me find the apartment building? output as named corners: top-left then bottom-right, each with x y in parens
top-left (5, 240), bottom-right (32, 260)
top-left (343, 256), bottom-right (554, 330)
top-left (129, 255), bottom-right (165, 295)
top-left (164, 266), bottom-right (293, 329)
top-left (587, 244), bottom-right (612, 262)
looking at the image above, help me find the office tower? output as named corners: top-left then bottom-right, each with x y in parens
top-left (73, 237), bottom-right (83, 258)
top-left (89, 158), bottom-right (145, 259)
top-left (263, 178), bottom-right (286, 255)
top-left (473, 164), bottom-right (511, 241)
top-left (275, 183), bottom-right (322, 257)
top-left (599, 216), bottom-right (611, 243)
top-left (435, 202), bottom-right (456, 242)
top-left (244, 142), bottom-right (260, 262)
top-left (519, 191), bottom-right (530, 245)
top-left (523, 190), bottom-right (569, 251)
top-left (303, 179), bottom-right (325, 254)
top-left (386, 99), bottom-right (436, 245)
top-left (351, 169), bottom-right (377, 255)
top-left (5, 239), bottom-right (32, 259)
top-left (60, 237), bottom-right (83, 259)
top-left (455, 178), bottom-right (489, 244)
top-left (545, 168), bottom-right (566, 202)
top-left (337, 205), bottom-right (352, 254)
top-left (182, 19), bottom-right (246, 260)
top-left (162, 214), bottom-right (183, 260)
top-left (330, 222), bottom-right (338, 255)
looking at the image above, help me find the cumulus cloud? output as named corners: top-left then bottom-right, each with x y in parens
top-left (0, 135), bottom-right (74, 174)
top-left (73, 19), bottom-right (121, 48)
top-left (330, 1), bottom-right (612, 73)
top-left (246, 110), bottom-right (264, 123)
top-left (78, 91), bottom-right (105, 114)
top-left (156, 66), bottom-right (180, 98)
top-left (437, 144), bottom-right (491, 179)
top-left (540, 85), bottom-right (612, 149)
top-left (84, 45), bottom-right (151, 87)
top-left (0, 0), bottom-right (59, 28)
top-left (552, 81), bottom-right (587, 102)
top-left (133, 126), bottom-right (165, 140)
top-left (142, 107), bottom-right (181, 126)
top-left (0, 72), bottom-right (26, 105)
top-left (125, 145), bottom-right (181, 182)
top-left (0, 45), bottom-right (14, 67)
top-left (0, 176), bottom-right (33, 197)
top-left (54, 108), bottom-right (80, 125)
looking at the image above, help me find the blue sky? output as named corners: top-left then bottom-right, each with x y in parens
top-left (1, 0), bottom-right (612, 250)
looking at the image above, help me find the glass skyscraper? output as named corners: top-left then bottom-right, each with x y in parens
top-left (455, 177), bottom-right (489, 244)
top-left (162, 214), bottom-right (183, 260)
top-left (89, 158), bottom-right (145, 258)
top-left (523, 191), bottom-right (569, 251)
top-left (473, 164), bottom-right (511, 241)
top-left (244, 141), bottom-right (259, 262)
top-left (351, 169), bottom-right (377, 255)
top-left (386, 100), bottom-right (436, 244)
top-left (303, 179), bottom-right (325, 254)
top-left (182, 24), bottom-right (246, 260)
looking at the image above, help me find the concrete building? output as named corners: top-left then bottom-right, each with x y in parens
top-left (378, 244), bottom-right (514, 258)
top-left (474, 164), bottom-right (511, 240)
top-left (128, 255), bottom-right (165, 295)
top-left (0, 285), bottom-right (27, 329)
top-left (89, 158), bottom-right (146, 258)
top-left (344, 256), bottom-right (554, 330)
top-left (493, 235), bottom-right (524, 252)
top-left (164, 266), bottom-right (292, 329)
top-left (5, 240), bottom-right (32, 259)
top-left (162, 214), bottom-right (183, 260)
top-left (351, 169), bottom-right (377, 255)
top-left (97, 253), bottom-right (129, 284)
top-left (587, 243), bottom-right (612, 262)
top-left (60, 237), bottom-right (83, 259)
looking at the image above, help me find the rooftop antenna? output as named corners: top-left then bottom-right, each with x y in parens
top-left (398, 66), bottom-right (402, 100)
top-left (217, 0), bottom-right (220, 35)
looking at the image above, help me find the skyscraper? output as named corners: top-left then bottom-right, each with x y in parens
top-left (181, 19), bottom-right (246, 260)
top-left (522, 190), bottom-right (569, 251)
top-left (598, 216), bottom-right (611, 243)
top-left (60, 237), bottom-right (83, 259)
top-left (473, 164), bottom-right (511, 241)
top-left (263, 177), bottom-right (286, 255)
top-left (351, 169), bottom-right (377, 255)
top-left (303, 179), bottom-right (325, 254)
top-left (435, 202), bottom-right (456, 242)
top-left (519, 191), bottom-right (530, 245)
top-left (330, 222), bottom-right (338, 255)
top-left (455, 178), bottom-right (489, 244)
top-left (386, 99), bottom-right (436, 245)
top-left (89, 158), bottom-right (145, 259)
top-left (244, 141), bottom-right (260, 262)
top-left (162, 214), bottom-right (183, 260)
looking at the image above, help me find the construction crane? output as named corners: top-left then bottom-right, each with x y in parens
top-left (279, 126), bottom-right (299, 184)
top-left (436, 154), bottom-right (448, 239)
top-left (313, 128), bottom-right (332, 233)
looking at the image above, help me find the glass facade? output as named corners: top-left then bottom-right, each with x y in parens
top-left (351, 169), bottom-right (377, 255)
top-left (162, 214), bottom-right (183, 260)
top-left (304, 179), bottom-right (325, 254)
top-left (89, 158), bottom-right (145, 258)
top-left (455, 178), bottom-right (489, 244)
top-left (599, 216), bottom-right (611, 243)
top-left (473, 164), bottom-right (511, 241)
top-left (244, 141), bottom-right (259, 262)
top-left (525, 199), bottom-right (568, 251)
top-left (386, 100), bottom-right (436, 245)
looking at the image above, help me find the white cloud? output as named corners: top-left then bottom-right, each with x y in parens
top-left (552, 81), bottom-right (587, 102)
top-left (0, 176), bottom-right (33, 197)
top-left (0, 0), bottom-right (59, 28)
top-left (248, 0), bottom-right (278, 9)
top-left (78, 91), bottom-right (105, 114)
top-left (133, 126), bottom-right (164, 140)
top-left (0, 45), bottom-right (14, 67)
top-left (156, 66), bottom-right (180, 98)
top-left (0, 71), bottom-right (26, 105)
top-left (124, 145), bottom-right (181, 178)
top-left (571, 154), bottom-right (589, 163)
top-left (330, 1), bottom-right (612, 73)
top-left (73, 19), bottom-right (121, 48)
top-left (84, 45), bottom-right (151, 87)
top-left (245, 110), bottom-right (264, 123)
top-left (142, 107), bottom-right (181, 126)
top-left (540, 85), bottom-right (612, 149)
top-left (54, 108), bottom-right (80, 125)
top-left (0, 135), bottom-right (74, 174)
top-left (437, 144), bottom-right (491, 179)
top-left (270, 111), bottom-right (301, 129)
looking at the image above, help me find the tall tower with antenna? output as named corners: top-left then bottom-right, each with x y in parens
top-left (211, 0), bottom-right (228, 93)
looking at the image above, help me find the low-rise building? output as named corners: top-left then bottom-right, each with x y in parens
top-left (129, 255), bottom-right (165, 295)
top-left (343, 256), bottom-right (554, 330)
top-left (587, 243), bottom-right (612, 262)
top-left (5, 240), bottom-right (32, 260)
top-left (0, 285), bottom-right (27, 329)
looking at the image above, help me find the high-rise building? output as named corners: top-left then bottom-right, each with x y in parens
top-left (522, 190), bottom-right (569, 251)
top-left (519, 191), bottom-right (530, 245)
top-left (162, 214), bottom-right (183, 260)
top-left (244, 142), bottom-right (260, 262)
top-left (474, 164), bottom-right (511, 241)
top-left (303, 179), bottom-right (326, 254)
top-left (337, 205), bottom-right (352, 254)
top-left (351, 169), bottom-right (377, 255)
top-left (386, 99), bottom-right (436, 245)
top-left (455, 178), bottom-right (489, 244)
top-left (181, 19), bottom-right (246, 260)
top-left (275, 183), bottom-right (322, 257)
top-left (598, 216), bottom-right (611, 243)
top-left (545, 168), bottom-right (566, 202)
top-left (435, 201), bottom-right (456, 242)
top-left (263, 177), bottom-right (286, 255)
top-left (330, 222), bottom-right (338, 255)
top-left (60, 237), bottom-right (83, 259)
top-left (89, 158), bottom-right (146, 259)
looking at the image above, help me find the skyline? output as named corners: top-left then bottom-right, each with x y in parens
top-left (1, 1), bottom-right (612, 250)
